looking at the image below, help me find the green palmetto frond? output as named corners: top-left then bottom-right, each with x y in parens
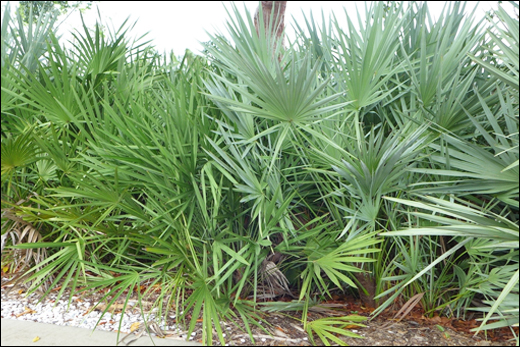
top-left (409, 86), bottom-right (519, 207)
top-left (1, 126), bottom-right (38, 178)
top-left (1, 126), bottom-right (41, 199)
top-left (327, 125), bottom-right (428, 232)
top-left (469, 1), bottom-right (519, 91)
top-left (275, 228), bottom-right (382, 301)
top-left (413, 135), bottom-right (519, 205)
top-left (399, 2), bottom-right (484, 131)
top-left (305, 315), bottom-right (367, 346)
top-left (380, 195), bottom-right (519, 338)
top-left (8, 2), bottom-right (57, 73)
top-left (330, 2), bottom-right (408, 112)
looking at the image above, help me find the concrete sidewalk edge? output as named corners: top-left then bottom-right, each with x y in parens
top-left (0, 318), bottom-right (202, 346)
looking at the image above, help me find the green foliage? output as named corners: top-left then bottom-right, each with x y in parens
top-left (1, 1), bottom-right (519, 345)
top-left (18, 1), bottom-right (95, 23)
top-left (305, 315), bottom-right (367, 346)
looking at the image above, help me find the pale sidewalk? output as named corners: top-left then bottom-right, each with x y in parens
top-left (0, 318), bottom-right (202, 346)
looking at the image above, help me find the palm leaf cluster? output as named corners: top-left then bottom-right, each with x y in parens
top-left (1, 1), bottom-right (518, 345)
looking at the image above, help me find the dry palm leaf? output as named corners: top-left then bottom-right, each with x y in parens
top-left (382, 292), bottom-right (425, 329)
top-left (259, 255), bottom-right (295, 299)
top-left (1, 199), bottom-right (49, 293)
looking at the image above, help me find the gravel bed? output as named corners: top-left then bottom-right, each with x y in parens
top-left (0, 278), bottom-right (198, 342)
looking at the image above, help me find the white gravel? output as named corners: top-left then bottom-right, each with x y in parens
top-left (1, 281), bottom-right (178, 334)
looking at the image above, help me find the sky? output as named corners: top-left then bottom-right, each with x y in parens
top-left (0, 1), bottom-right (514, 56)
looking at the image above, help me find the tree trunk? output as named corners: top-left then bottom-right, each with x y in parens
top-left (254, 1), bottom-right (287, 58)
top-left (354, 272), bottom-right (377, 308)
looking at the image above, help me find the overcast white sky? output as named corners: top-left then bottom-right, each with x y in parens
top-left (0, 1), bottom-right (513, 56)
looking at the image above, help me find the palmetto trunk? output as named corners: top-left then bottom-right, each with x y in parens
top-left (254, 1), bottom-right (287, 56)
top-left (354, 272), bottom-right (377, 308)
top-left (250, 1), bottom-right (290, 298)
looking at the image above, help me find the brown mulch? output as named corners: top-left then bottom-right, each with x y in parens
top-left (220, 307), bottom-right (518, 346)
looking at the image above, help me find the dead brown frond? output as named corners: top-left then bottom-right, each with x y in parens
top-left (259, 253), bottom-right (294, 299)
top-left (381, 292), bottom-right (425, 329)
top-left (1, 196), bottom-right (49, 293)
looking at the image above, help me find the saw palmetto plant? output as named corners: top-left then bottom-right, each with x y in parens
top-left (1, 1), bottom-right (518, 345)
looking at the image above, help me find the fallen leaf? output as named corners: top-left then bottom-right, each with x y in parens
top-left (16, 307), bottom-right (36, 317)
top-left (344, 324), bottom-right (360, 329)
top-left (130, 322), bottom-right (141, 332)
top-left (273, 328), bottom-right (288, 338)
top-left (431, 315), bottom-right (442, 323)
top-left (32, 336), bottom-right (40, 342)
top-left (94, 302), bottom-right (126, 313)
